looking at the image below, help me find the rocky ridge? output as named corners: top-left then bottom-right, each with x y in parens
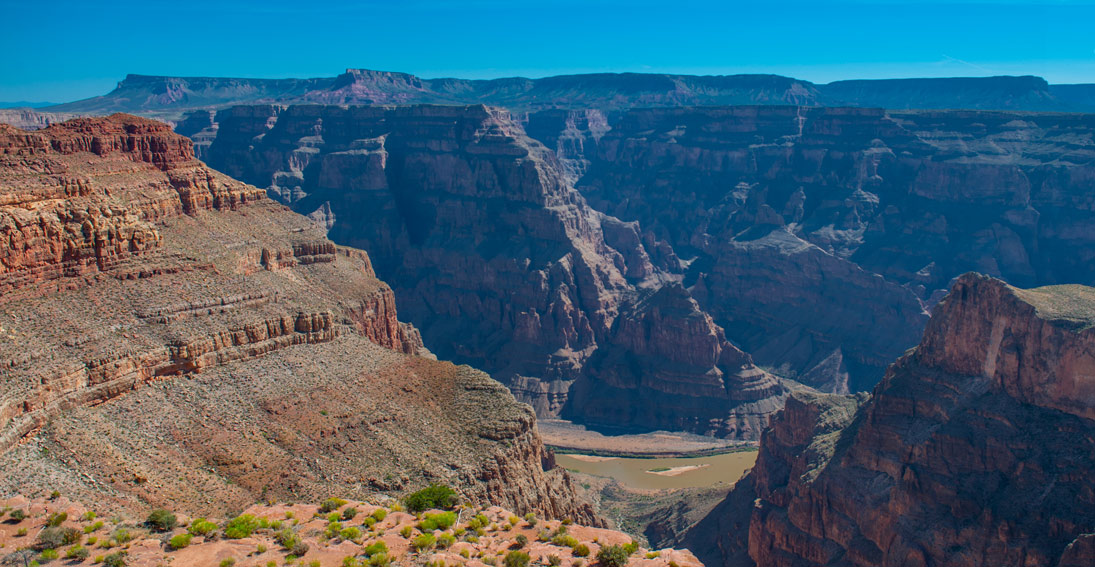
top-left (0, 496), bottom-right (698, 567)
top-left (35, 71), bottom-right (1095, 121)
top-left (0, 115), bottom-right (595, 523)
top-left (698, 273), bottom-right (1095, 567)
top-left (200, 103), bottom-right (789, 439)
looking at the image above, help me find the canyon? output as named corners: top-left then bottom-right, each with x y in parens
top-left (200, 104), bottom-right (788, 439)
top-left (0, 115), bottom-right (594, 523)
top-left (689, 273), bottom-right (1095, 567)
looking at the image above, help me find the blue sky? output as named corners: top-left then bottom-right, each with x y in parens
top-left (2, 0), bottom-right (1094, 103)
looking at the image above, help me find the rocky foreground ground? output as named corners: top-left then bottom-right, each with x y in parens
top-left (0, 496), bottom-right (702, 567)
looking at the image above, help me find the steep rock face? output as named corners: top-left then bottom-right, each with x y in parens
top-left (570, 106), bottom-right (1095, 391)
top-left (0, 115), bottom-right (596, 524)
top-left (202, 104), bottom-right (786, 438)
top-left (706, 273), bottom-right (1095, 567)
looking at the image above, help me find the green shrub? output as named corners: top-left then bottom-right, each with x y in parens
top-left (220, 559), bottom-right (236, 567)
top-left (343, 557), bottom-right (362, 567)
top-left (597, 545), bottom-right (630, 567)
top-left (514, 534), bottom-right (528, 548)
top-left (112, 528), bottom-right (133, 544)
top-left (319, 498), bottom-right (347, 513)
top-left (7, 509), bottom-right (26, 522)
top-left (291, 541), bottom-right (310, 557)
top-left (623, 541), bottom-right (639, 555)
top-left (404, 484), bottom-right (457, 513)
top-left (399, 526), bottom-right (413, 539)
top-left (188, 518), bottom-right (218, 537)
top-left (46, 512), bottom-right (68, 527)
top-left (411, 533), bottom-right (436, 551)
top-left (342, 507), bottom-right (358, 520)
top-left (103, 551), bottom-right (127, 567)
top-left (504, 551), bottom-right (530, 567)
top-left (340, 526), bottom-right (362, 541)
top-left (40, 548), bottom-right (60, 561)
top-left (66, 545), bottom-right (89, 561)
top-left (370, 509), bottom-right (387, 522)
top-left (368, 553), bottom-right (390, 567)
top-left (417, 511), bottom-right (457, 531)
top-left (275, 528), bottom-right (300, 550)
top-left (364, 540), bottom-right (388, 557)
top-left (523, 513), bottom-right (537, 527)
top-left (224, 515), bottom-right (259, 539)
top-left (553, 534), bottom-right (579, 548)
top-left (572, 544), bottom-right (590, 557)
top-left (81, 511), bottom-right (97, 522)
top-left (548, 555), bottom-right (562, 567)
top-left (16, 527), bottom-right (27, 536)
top-left (327, 512), bottom-right (342, 523)
top-left (437, 533), bottom-right (455, 549)
top-left (35, 526), bottom-right (81, 550)
top-left (169, 533), bottom-right (193, 550)
top-left (146, 509), bottom-right (177, 532)
top-left (84, 520), bottom-right (105, 534)
top-left (645, 552), bottom-right (661, 559)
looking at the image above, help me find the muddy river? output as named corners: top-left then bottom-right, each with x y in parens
top-left (555, 450), bottom-right (758, 490)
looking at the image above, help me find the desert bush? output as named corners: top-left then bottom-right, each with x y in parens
top-left (553, 534), bottom-right (580, 547)
top-left (548, 555), bottom-right (562, 566)
top-left (572, 544), bottom-right (590, 557)
top-left (39, 548), bottom-right (60, 561)
top-left (81, 511), bottom-right (97, 521)
top-left (370, 509), bottom-right (387, 522)
top-left (146, 509), bottom-right (176, 532)
top-left (404, 484), bottom-right (457, 512)
top-left (523, 513), bottom-right (537, 527)
top-left (320, 498), bottom-right (347, 513)
top-left (504, 550), bottom-right (530, 567)
top-left (35, 526), bottom-right (81, 550)
top-left (597, 545), bottom-right (630, 567)
top-left (646, 552), bottom-right (660, 559)
top-left (437, 533), bottom-right (456, 549)
top-left (368, 553), bottom-right (391, 567)
top-left (188, 518), bottom-right (218, 537)
top-left (340, 526), bottom-right (362, 542)
top-left (85, 520), bottom-right (105, 534)
top-left (364, 540), bottom-right (388, 557)
top-left (399, 526), bottom-right (413, 538)
top-left (8, 509), bottom-right (26, 522)
top-left (220, 559), bottom-right (236, 567)
top-left (169, 533), bottom-right (193, 550)
top-left (412, 533), bottom-right (436, 551)
top-left (46, 512), bottom-right (68, 527)
top-left (623, 541), bottom-right (639, 555)
top-left (342, 507), bottom-right (358, 520)
top-left (66, 545), bottom-right (90, 561)
top-left (343, 557), bottom-right (363, 567)
top-left (103, 551), bottom-right (127, 567)
top-left (417, 511), bottom-right (457, 531)
top-left (111, 528), bottom-right (133, 545)
top-left (224, 515), bottom-right (259, 539)
top-left (514, 534), bottom-right (528, 548)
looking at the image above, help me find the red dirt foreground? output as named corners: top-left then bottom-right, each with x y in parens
top-left (0, 496), bottom-right (703, 567)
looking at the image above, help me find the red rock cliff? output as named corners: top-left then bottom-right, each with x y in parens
top-left (705, 273), bottom-right (1095, 566)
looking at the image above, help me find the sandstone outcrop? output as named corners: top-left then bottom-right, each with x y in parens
top-left (201, 104), bottom-right (787, 438)
top-left (568, 106), bottom-right (1095, 391)
top-left (0, 115), bottom-right (595, 523)
top-left (701, 273), bottom-right (1095, 567)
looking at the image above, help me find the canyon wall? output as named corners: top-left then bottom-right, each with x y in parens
top-left (562, 106), bottom-right (1095, 392)
top-left (201, 104), bottom-right (788, 439)
top-left (701, 273), bottom-right (1095, 567)
top-left (0, 115), bottom-right (595, 523)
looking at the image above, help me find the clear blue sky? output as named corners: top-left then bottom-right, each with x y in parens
top-left (2, 0), bottom-right (1093, 103)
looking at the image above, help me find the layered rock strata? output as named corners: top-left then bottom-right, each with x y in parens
top-left (568, 106), bottom-right (1095, 392)
top-left (202, 104), bottom-right (787, 438)
top-left (702, 273), bottom-right (1095, 567)
top-left (0, 115), bottom-right (595, 523)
